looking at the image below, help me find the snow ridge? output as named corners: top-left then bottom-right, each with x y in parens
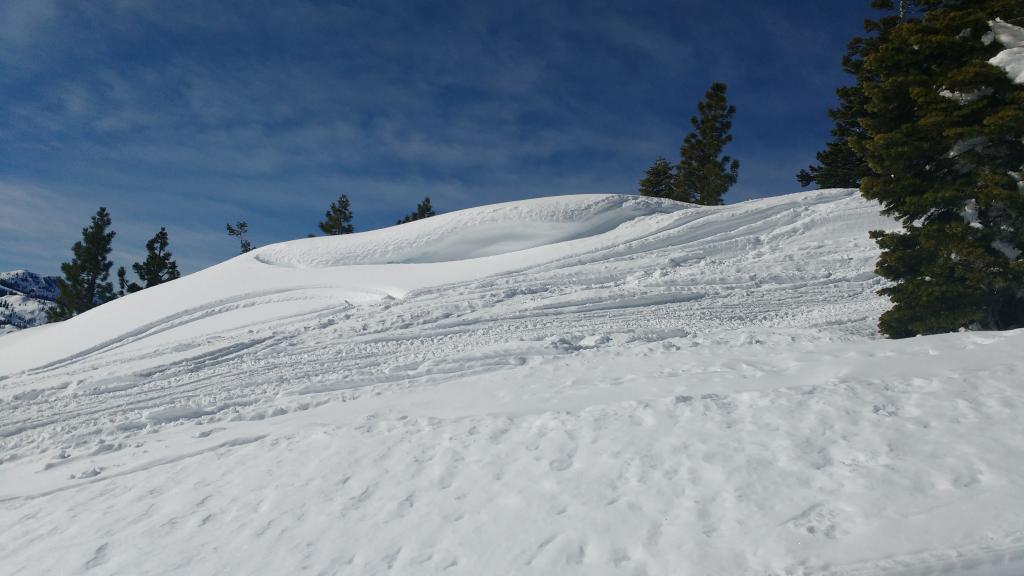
top-left (2, 190), bottom-right (1024, 576)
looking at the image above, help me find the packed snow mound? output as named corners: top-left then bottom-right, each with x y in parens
top-left (258, 194), bottom-right (682, 267)
top-left (0, 188), bottom-right (886, 376)
top-left (7, 188), bottom-right (1024, 576)
top-left (990, 19), bottom-right (1024, 85)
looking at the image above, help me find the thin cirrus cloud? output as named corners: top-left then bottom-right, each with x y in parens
top-left (0, 0), bottom-right (57, 50)
top-left (0, 0), bottom-right (874, 275)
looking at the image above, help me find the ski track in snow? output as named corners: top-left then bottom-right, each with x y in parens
top-left (2, 189), bottom-right (1023, 575)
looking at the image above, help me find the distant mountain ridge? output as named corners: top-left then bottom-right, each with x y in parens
top-left (0, 270), bottom-right (58, 335)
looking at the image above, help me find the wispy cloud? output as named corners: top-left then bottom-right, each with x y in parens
top-left (0, 0), bottom-right (874, 274)
top-left (0, 0), bottom-right (56, 48)
top-left (0, 182), bottom-right (94, 274)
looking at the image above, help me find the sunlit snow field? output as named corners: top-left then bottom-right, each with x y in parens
top-left (2, 189), bottom-right (1023, 575)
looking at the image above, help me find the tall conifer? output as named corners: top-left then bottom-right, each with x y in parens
top-left (638, 157), bottom-right (676, 199)
top-left (397, 197), bottom-right (437, 224)
top-left (798, 3), bottom-right (913, 189)
top-left (319, 194), bottom-right (354, 235)
top-left (119, 227), bottom-right (180, 295)
top-left (857, 0), bottom-right (1024, 336)
top-left (48, 207), bottom-right (117, 321)
top-left (796, 82), bottom-right (871, 189)
top-left (226, 221), bottom-right (253, 253)
top-left (676, 82), bottom-right (740, 205)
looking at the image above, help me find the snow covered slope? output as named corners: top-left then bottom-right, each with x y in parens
top-left (0, 270), bottom-right (57, 335)
top-left (2, 189), bottom-right (1024, 576)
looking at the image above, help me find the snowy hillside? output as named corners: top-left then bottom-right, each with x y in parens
top-left (2, 189), bottom-right (1024, 576)
top-left (0, 270), bottom-right (57, 335)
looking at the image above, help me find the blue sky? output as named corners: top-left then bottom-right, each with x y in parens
top-left (1, 0), bottom-right (873, 275)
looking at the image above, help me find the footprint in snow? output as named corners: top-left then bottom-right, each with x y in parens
top-left (785, 503), bottom-right (847, 540)
top-left (71, 467), bottom-right (103, 480)
top-left (549, 456), bottom-right (573, 472)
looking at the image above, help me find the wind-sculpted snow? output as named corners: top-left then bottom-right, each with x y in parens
top-left (3, 189), bottom-right (1024, 576)
top-left (257, 194), bottom-right (682, 267)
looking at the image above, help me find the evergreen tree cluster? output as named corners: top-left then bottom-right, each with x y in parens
top-left (118, 227), bottom-right (181, 296)
top-left (48, 209), bottom-right (183, 321)
top-left (48, 209), bottom-right (181, 321)
top-left (319, 194), bottom-right (354, 235)
top-left (47, 194), bottom-right (444, 323)
top-left (397, 197), bottom-right (436, 224)
top-left (312, 193), bottom-right (438, 234)
top-left (639, 82), bottom-right (740, 206)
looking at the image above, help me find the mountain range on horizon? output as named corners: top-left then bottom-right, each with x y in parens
top-left (0, 270), bottom-right (58, 335)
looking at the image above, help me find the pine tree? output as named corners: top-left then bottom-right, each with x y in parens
top-left (796, 75), bottom-right (871, 190)
top-left (857, 0), bottom-right (1024, 337)
top-left (117, 266), bottom-right (141, 296)
top-left (135, 227), bottom-right (180, 287)
top-left (318, 194), bottom-right (354, 235)
top-left (638, 157), bottom-right (677, 199)
top-left (676, 82), bottom-right (740, 205)
top-left (119, 227), bottom-right (180, 295)
top-left (47, 207), bottom-right (117, 321)
top-left (397, 197), bottom-right (437, 224)
top-left (798, 6), bottom-right (907, 189)
top-left (226, 221), bottom-right (253, 253)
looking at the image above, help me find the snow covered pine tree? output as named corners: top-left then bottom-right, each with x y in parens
top-left (857, 0), bottom-right (1024, 337)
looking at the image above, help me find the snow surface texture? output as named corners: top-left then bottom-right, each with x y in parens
top-left (2, 189), bottom-right (1024, 576)
top-left (989, 19), bottom-right (1024, 85)
top-left (0, 270), bottom-right (57, 335)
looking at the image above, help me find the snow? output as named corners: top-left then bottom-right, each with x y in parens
top-left (258, 194), bottom-right (682, 267)
top-left (3, 189), bottom-right (1024, 575)
top-left (0, 294), bottom-right (50, 335)
top-left (938, 86), bottom-right (993, 104)
top-left (989, 19), bottom-right (1024, 85)
top-left (0, 270), bottom-right (57, 334)
top-left (0, 270), bottom-right (60, 301)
